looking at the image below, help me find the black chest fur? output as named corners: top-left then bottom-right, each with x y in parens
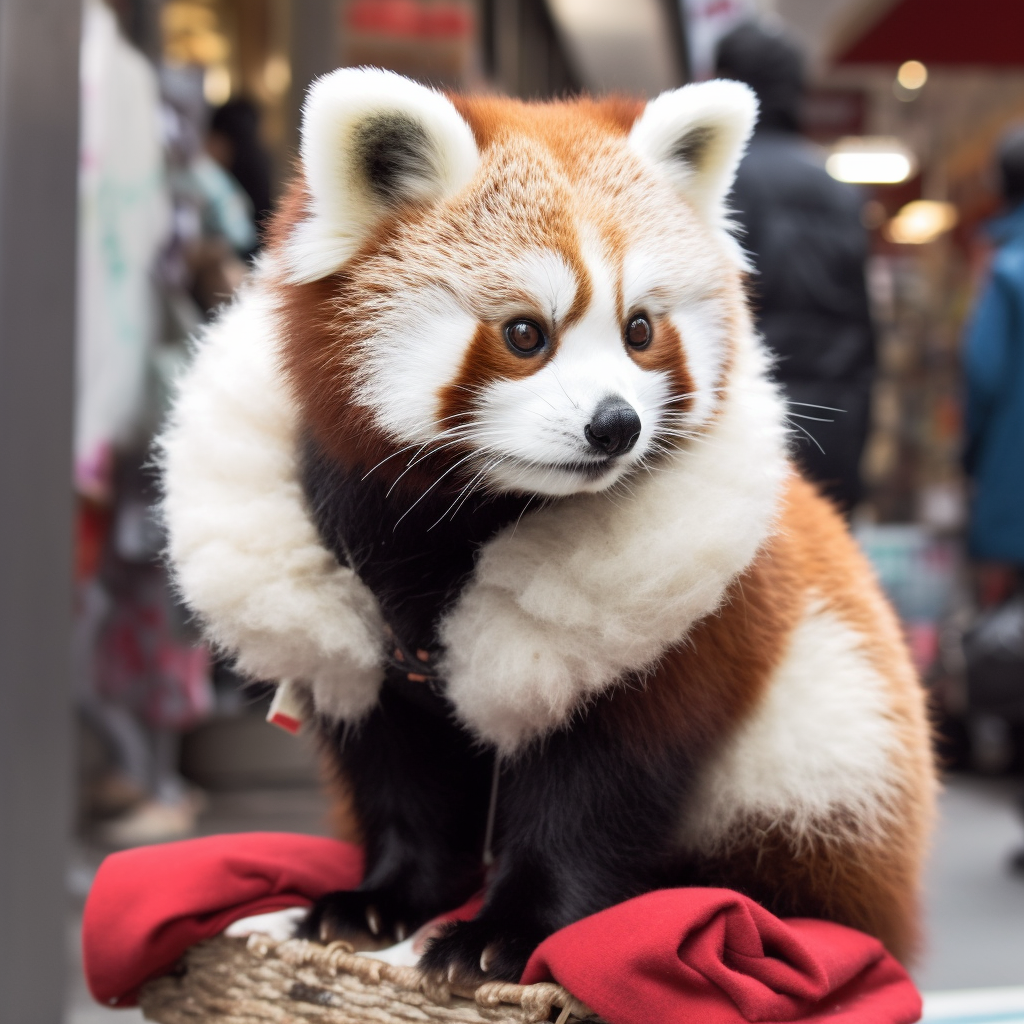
top-left (300, 439), bottom-right (533, 653)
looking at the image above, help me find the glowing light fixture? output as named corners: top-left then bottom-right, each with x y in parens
top-left (263, 55), bottom-right (291, 97)
top-left (203, 65), bottom-right (231, 106)
top-left (897, 60), bottom-right (928, 91)
top-left (826, 137), bottom-right (917, 184)
top-left (885, 200), bottom-right (958, 245)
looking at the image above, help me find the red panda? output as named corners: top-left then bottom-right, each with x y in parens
top-left (160, 68), bottom-right (936, 983)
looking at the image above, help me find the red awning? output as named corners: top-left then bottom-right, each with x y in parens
top-left (838, 0), bottom-right (1024, 65)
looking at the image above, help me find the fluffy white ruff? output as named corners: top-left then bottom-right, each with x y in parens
top-left (158, 282), bottom-right (385, 720)
top-left (438, 326), bottom-right (790, 754)
top-left (629, 79), bottom-right (757, 238)
top-left (681, 599), bottom-right (902, 853)
top-left (160, 286), bottom-right (788, 751)
top-left (286, 67), bottom-right (480, 284)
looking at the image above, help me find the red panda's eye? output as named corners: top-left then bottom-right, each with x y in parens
top-left (505, 319), bottom-right (545, 356)
top-left (626, 315), bottom-right (652, 350)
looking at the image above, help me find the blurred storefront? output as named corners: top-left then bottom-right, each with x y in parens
top-left (5, 3), bottom-right (1023, 1020)
top-left (805, 0), bottom-right (1024, 767)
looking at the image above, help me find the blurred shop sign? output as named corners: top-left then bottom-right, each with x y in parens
top-left (683, 0), bottom-right (759, 79)
top-left (838, 0), bottom-right (1024, 66)
top-left (343, 0), bottom-right (475, 83)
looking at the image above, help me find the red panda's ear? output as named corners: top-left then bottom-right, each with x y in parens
top-left (283, 68), bottom-right (480, 284)
top-left (628, 80), bottom-right (757, 230)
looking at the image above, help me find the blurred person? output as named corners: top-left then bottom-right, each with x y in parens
top-left (159, 79), bottom-right (256, 313)
top-left (964, 125), bottom-right (1024, 602)
top-left (208, 98), bottom-right (274, 244)
top-left (715, 22), bottom-right (876, 512)
top-left (963, 128), bottom-right (1024, 872)
top-left (76, 0), bottom-right (212, 845)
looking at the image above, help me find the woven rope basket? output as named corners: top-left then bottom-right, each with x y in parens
top-left (139, 933), bottom-right (603, 1024)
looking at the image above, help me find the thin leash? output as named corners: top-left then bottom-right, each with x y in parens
top-left (482, 757), bottom-right (501, 868)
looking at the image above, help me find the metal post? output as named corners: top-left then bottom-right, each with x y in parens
top-left (0, 0), bottom-right (80, 1021)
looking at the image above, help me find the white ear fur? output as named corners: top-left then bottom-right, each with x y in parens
top-left (285, 67), bottom-right (480, 284)
top-left (628, 79), bottom-right (757, 228)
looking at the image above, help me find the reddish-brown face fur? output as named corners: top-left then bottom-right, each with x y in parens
top-left (271, 93), bottom-right (737, 499)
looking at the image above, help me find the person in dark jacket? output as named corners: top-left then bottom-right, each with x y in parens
top-left (965, 128), bottom-right (1024, 873)
top-left (208, 98), bottom-right (273, 247)
top-left (715, 22), bottom-right (876, 512)
top-left (964, 126), bottom-right (1024, 591)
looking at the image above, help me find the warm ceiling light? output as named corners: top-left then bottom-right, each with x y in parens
top-left (885, 200), bottom-right (958, 245)
top-left (897, 60), bottom-right (928, 91)
top-left (203, 65), bottom-right (231, 106)
top-left (826, 137), bottom-right (917, 184)
top-left (263, 55), bottom-right (291, 97)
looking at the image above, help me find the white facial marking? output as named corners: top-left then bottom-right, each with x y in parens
top-left (478, 235), bottom-right (671, 496)
top-left (357, 284), bottom-right (478, 443)
top-left (670, 301), bottom-right (726, 425)
top-left (352, 217), bottom-right (733, 499)
top-left (508, 249), bottom-right (578, 325)
top-left (622, 245), bottom-right (726, 428)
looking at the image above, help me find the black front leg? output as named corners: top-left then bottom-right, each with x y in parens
top-left (421, 716), bottom-right (694, 982)
top-left (301, 687), bottom-right (493, 945)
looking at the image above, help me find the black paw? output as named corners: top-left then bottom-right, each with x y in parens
top-left (297, 889), bottom-right (417, 946)
top-left (420, 917), bottom-right (544, 984)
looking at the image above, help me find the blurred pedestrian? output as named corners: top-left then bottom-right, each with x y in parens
top-left (715, 22), bottom-right (876, 512)
top-left (76, 0), bottom-right (212, 846)
top-left (964, 125), bottom-right (1024, 598)
top-left (208, 98), bottom-right (273, 244)
top-left (160, 68), bottom-right (255, 314)
top-left (964, 125), bottom-right (1024, 872)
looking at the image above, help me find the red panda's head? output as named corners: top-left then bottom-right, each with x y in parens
top-left (270, 69), bottom-right (757, 499)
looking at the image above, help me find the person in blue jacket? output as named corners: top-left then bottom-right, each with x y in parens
top-left (965, 126), bottom-right (1024, 594)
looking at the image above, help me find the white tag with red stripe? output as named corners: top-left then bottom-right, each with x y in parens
top-left (266, 680), bottom-right (304, 734)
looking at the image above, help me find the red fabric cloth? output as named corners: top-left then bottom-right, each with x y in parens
top-left (522, 888), bottom-right (921, 1024)
top-left (83, 834), bottom-right (921, 1024)
top-left (82, 833), bottom-right (363, 1007)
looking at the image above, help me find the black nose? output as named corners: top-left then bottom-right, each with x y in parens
top-left (585, 397), bottom-right (642, 456)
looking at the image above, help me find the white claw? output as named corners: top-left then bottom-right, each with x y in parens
top-left (366, 906), bottom-right (382, 936)
top-left (395, 922), bottom-right (408, 942)
top-left (447, 964), bottom-right (458, 985)
top-left (479, 946), bottom-right (493, 973)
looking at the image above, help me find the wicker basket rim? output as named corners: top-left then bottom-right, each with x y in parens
top-left (240, 932), bottom-right (598, 1020)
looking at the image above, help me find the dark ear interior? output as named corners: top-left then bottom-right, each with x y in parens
top-left (671, 125), bottom-right (715, 170)
top-left (354, 112), bottom-right (436, 206)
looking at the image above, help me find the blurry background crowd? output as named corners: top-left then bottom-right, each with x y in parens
top-left (1, 0), bottom-right (1024, 1020)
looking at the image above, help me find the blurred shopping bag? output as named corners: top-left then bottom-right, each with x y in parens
top-left (964, 592), bottom-right (1024, 722)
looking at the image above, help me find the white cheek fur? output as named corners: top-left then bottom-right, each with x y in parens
top-left (622, 245), bottom-right (730, 429)
top-left (351, 234), bottom-right (731, 498)
top-left (356, 284), bottom-right (478, 443)
top-left (670, 301), bottom-right (728, 426)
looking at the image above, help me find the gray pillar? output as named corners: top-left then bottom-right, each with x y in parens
top-left (0, 0), bottom-right (80, 1021)
top-left (288, 0), bottom-right (342, 156)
